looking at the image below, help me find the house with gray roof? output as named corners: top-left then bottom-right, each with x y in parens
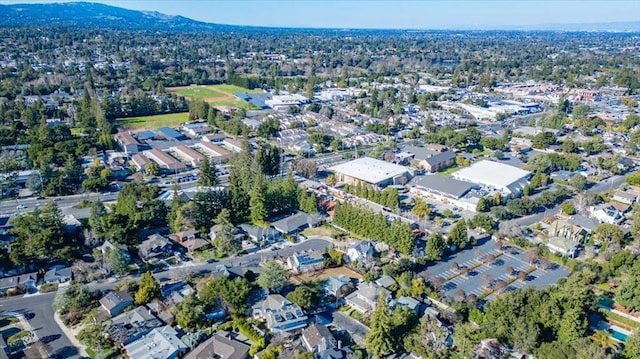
top-left (238, 224), bottom-right (280, 243)
top-left (100, 290), bottom-right (134, 317)
top-left (391, 296), bottom-right (422, 313)
top-left (44, 266), bottom-right (72, 284)
top-left (138, 233), bottom-right (173, 263)
top-left (287, 250), bottom-right (325, 274)
top-left (270, 212), bottom-right (322, 235)
top-left (400, 145), bottom-right (457, 173)
top-left (124, 325), bottom-right (187, 359)
top-left (252, 294), bottom-right (308, 333)
top-left (185, 332), bottom-right (249, 359)
top-left (324, 275), bottom-right (354, 297)
top-left (346, 241), bottom-right (375, 267)
top-left (0, 272), bottom-right (37, 295)
top-left (109, 305), bottom-right (163, 346)
top-left (302, 324), bottom-right (336, 353)
top-left (344, 282), bottom-right (391, 314)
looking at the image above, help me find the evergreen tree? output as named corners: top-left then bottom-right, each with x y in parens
top-left (199, 157), bottom-right (218, 187)
top-left (250, 175), bottom-right (268, 225)
top-left (366, 297), bottom-right (395, 358)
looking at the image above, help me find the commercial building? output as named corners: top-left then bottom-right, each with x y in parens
top-left (328, 157), bottom-right (411, 189)
top-left (408, 175), bottom-right (481, 212)
top-left (114, 131), bottom-right (140, 155)
top-left (181, 122), bottom-right (211, 137)
top-left (266, 94), bottom-right (309, 110)
top-left (144, 149), bottom-right (187, 172)
top-left (197, 142), bottom-right (230, 163)
top-left (171, 145), bottom-right (204, 167)
top-left (452, 160), bottom-right (531, 196)
top-left (223, 138), bottom-right (244, 152)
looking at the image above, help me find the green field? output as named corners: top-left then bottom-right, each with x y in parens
top-left (172, 87), bottom-right (226, 99)
top-left (211, 98), bottom-right (259, 110)
top-left (209, 84), bottom-right (264, 95)
top-left (116, 112), bottom-right (190, 129)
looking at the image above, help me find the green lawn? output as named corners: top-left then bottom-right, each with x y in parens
top-left (208, 84), bottom-right (263, 95)
top-left (173, 87), bottom-right (226, 99)
top-left (211, 98), bottom-right (259, 110)
top-left (436, 164), bottom-right (460, 177)
top-left (116, 112), bottom-right (190, 129)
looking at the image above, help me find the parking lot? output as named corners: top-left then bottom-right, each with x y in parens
top-left (418, 237), bottom-right (570, 301)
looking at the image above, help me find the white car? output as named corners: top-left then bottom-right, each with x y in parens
top-left (16, 204), bottom-right (26, 210)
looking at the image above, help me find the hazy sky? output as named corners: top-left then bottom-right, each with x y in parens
top-left (1, 0), bottom-right (639, 29)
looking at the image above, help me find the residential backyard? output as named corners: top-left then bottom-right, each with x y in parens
top-left (290, 266), bottom-right (362, 284)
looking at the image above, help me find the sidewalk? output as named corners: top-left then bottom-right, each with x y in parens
top-left (53, 312), bottom-right (89, 358)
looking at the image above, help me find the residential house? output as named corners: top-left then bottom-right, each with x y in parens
top-left (238, 224), bottom-right (280, 244)
top-left (100, 290), bottom-right (134, 317)
top-left (184, 332), bottom-right (249, 359)
top-left (547, 217), bottom-right (593, 244)
top-left (0, 272), bottom-right (37, 295)
top-left (287, 250), bottom-right (325, 274)
top-left (138, 234), bottom-right (173, 263)
top-left (252, 294), bottom-right (308, 333)
top-left (161, 281), bottom-right (194, 306)
top-left (109, 305), bottom-right (163, 346)
top-left (375, 275), bottom-right (397, 290)
top-left (124, 325), bottom-right (187, 359)
top-left (589, 204), bottom-right (624, 225)
top-left (43, 266), bottom-right (73, 284)
top-left (171, 229), bottom-right (210, 254)
top-left (344, 282), bottom-right (391, 314)
top-left (546, 237), bottom-right (580, 258)
top-left (391, 296), bottom-right (421, 313)
top-left (317, 347), bottom-right (354, 359)
top-left (613, 190), bottom-right (638, 205)
top-left (346, 241), bottom-right (375, 267)
top-left (324, 275), bottom-right (354, 298)
top-left (302, 324), bottom-right (337, 354)
top-left (270, 212), bottom-right (322, 236)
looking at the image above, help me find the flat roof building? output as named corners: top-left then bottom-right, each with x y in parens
top-left (328, 157), bottom-right (410, 188)
top-left (144, 149), bottom-right (187, 172)
top-left (197, 142), bottom-right (230, 163)
top-left (172, 145), bottom-right (205, 167)
top-left (158, 126), bottom-right (187, 141)
top-left (452, 160), bottom-right (531, 196)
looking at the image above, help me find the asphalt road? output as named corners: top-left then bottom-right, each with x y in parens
top-left (0, 292), bottom-right (80, 359)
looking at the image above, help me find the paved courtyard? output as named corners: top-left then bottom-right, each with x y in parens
top-left (418, 237), bottom-right (570, 301)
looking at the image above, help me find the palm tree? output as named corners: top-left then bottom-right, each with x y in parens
top-left (590, 330), bottom-right (620, 352)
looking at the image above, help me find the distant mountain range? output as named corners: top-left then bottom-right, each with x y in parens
top-left (0, 2), bottom-right (239, 31)
top-left (0, 1), bottom-right (638, 33)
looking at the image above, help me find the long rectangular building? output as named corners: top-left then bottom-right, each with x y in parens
top-left (144, 149), bottom-right (186, 172)
top-left (171, 145), bottom-right (204, 167)
top-left (197, 142), bottom-right (230, 163)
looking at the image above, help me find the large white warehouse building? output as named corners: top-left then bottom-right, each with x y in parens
top-left (451, 160), bottom-right (531, 196)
